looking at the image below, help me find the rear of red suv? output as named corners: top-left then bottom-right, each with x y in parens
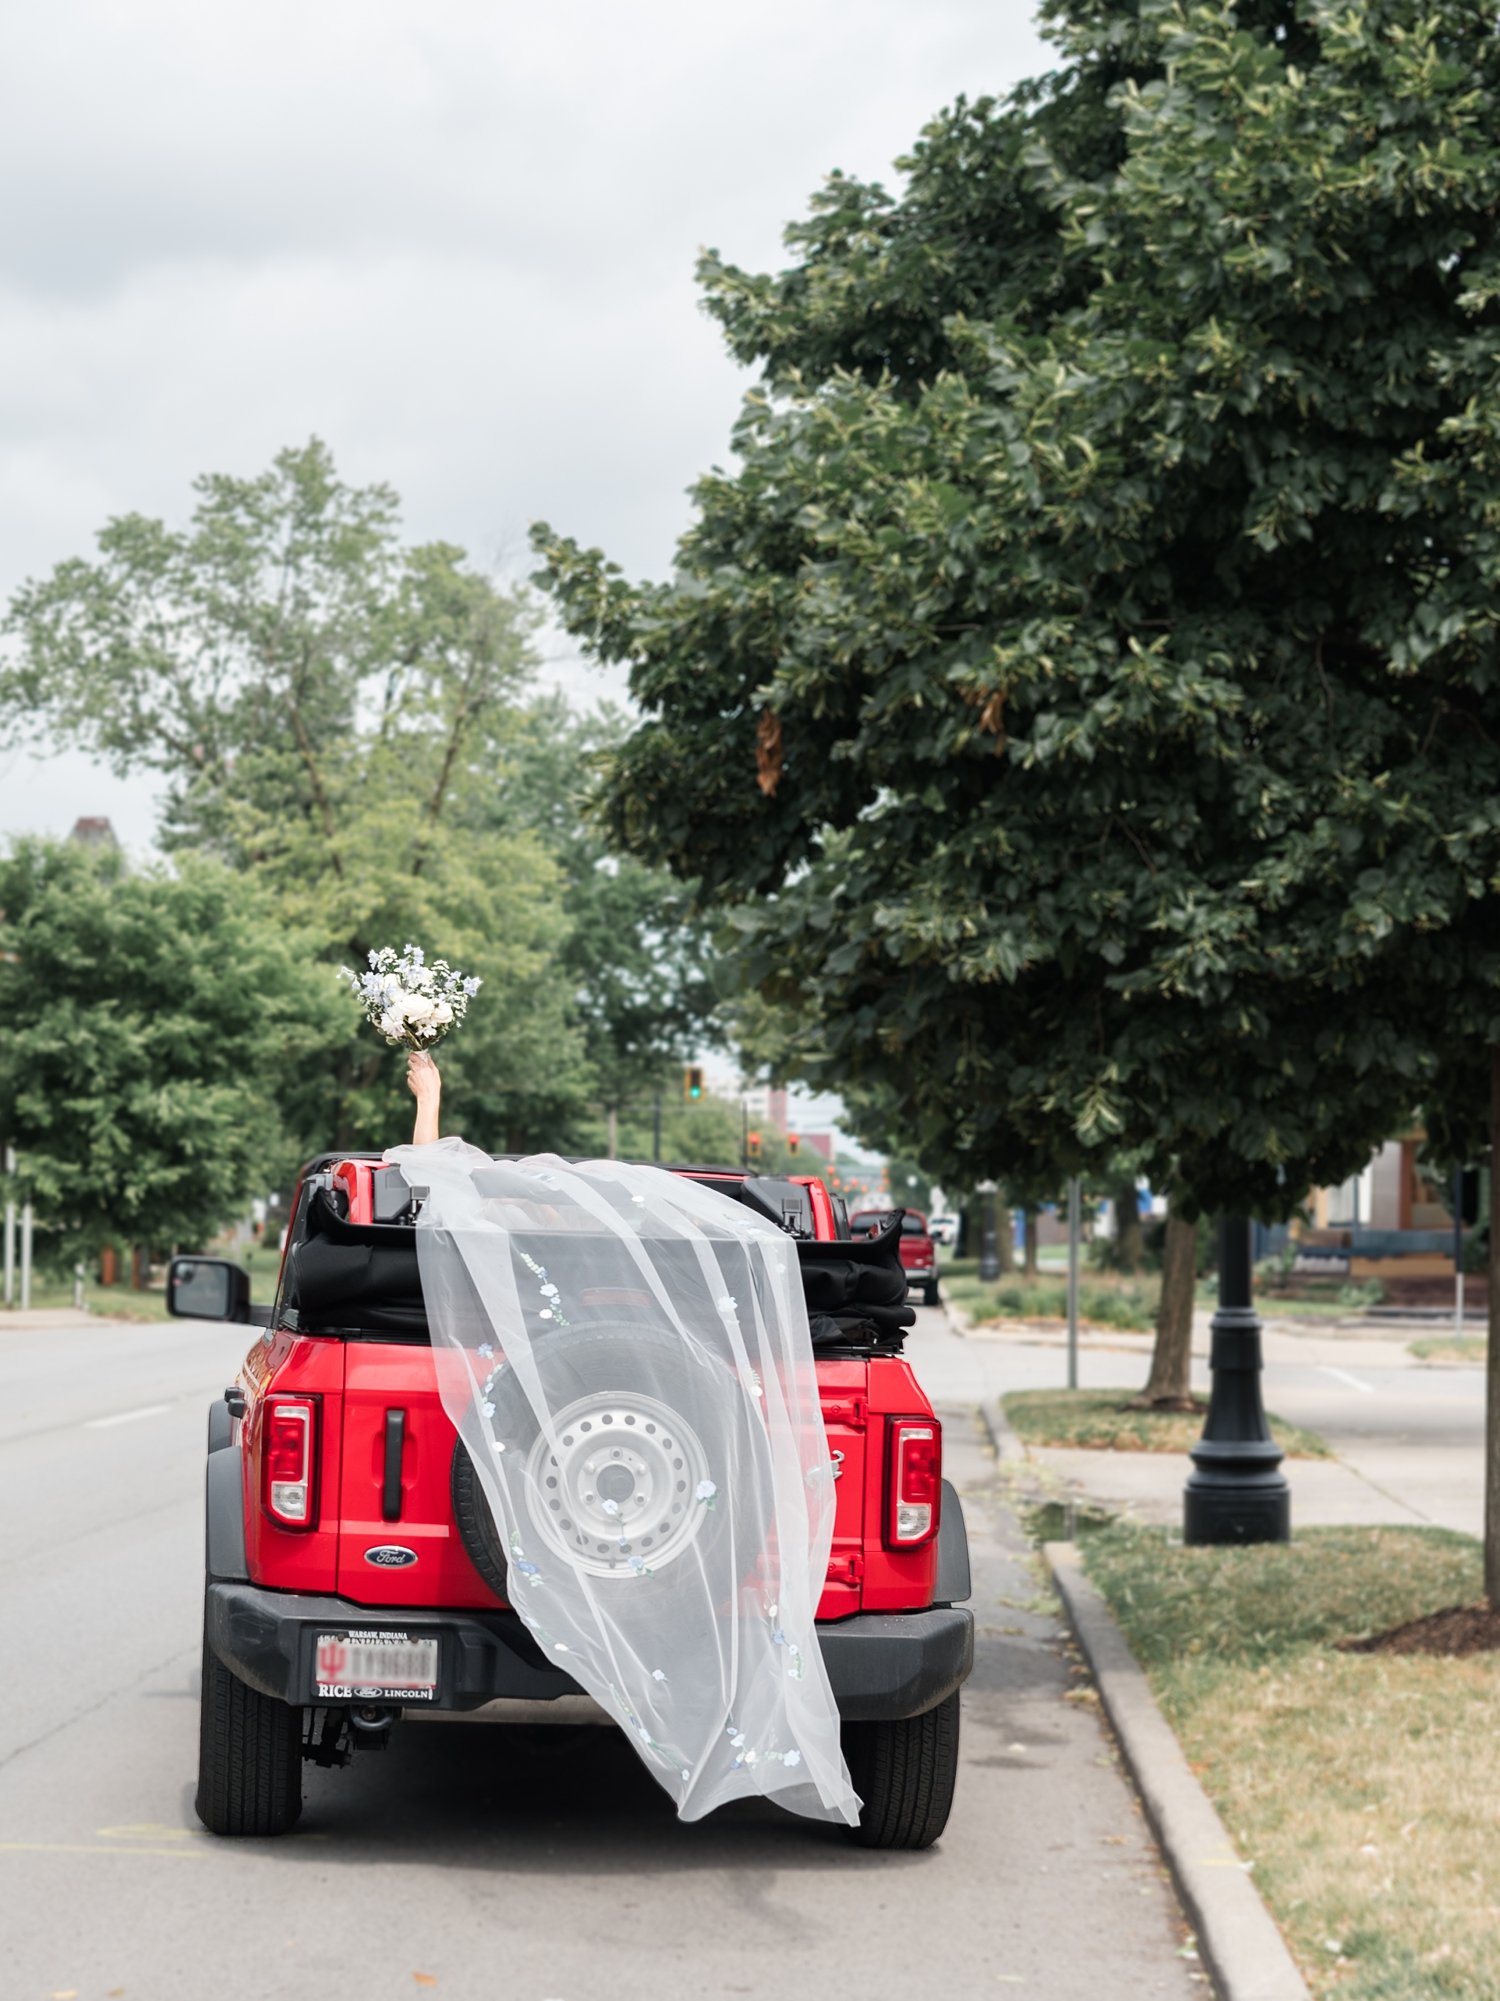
top-left (183, 1156), bottom-right (972, 1849)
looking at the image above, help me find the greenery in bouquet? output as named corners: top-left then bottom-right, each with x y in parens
top-left (341, 944), bottom-right (481, 1051)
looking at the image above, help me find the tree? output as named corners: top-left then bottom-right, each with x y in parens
top-left (490, 698), bottom-right (725, 1156)
top-left (1, 441), bottom-right (591, 1154)
top-left (0, 840), bottom-right (337, 1261)
top-left (534, 0), bottom-right (1497, 1229)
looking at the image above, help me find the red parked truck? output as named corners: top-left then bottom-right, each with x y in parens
top-left (175, 1157), bottom-right (972, 1849)
top-left (850, 1207), bottom-right (941, 1308)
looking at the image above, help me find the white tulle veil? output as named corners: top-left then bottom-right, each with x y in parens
top-left (383, 1137), bottom-right (860, 1826)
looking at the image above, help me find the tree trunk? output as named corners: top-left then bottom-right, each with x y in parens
top-left (1137, 1200), bottom-right (1197, 1410)
top-left (1114, 1176), bottom-right (1144, 1272)
top-left (991, 1191), bottom-right (1013, 1274)
top-left (1487, 1046), bottom-right (1500, 1603)
top-left (1023, 1208), bottom-right (1039, 1279)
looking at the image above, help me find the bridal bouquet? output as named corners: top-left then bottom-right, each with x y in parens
top-left (339, 944), bottom-right (481, 1050)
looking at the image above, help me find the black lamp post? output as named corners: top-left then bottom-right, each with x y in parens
top-left (1184, 1216), bottom-right (1291, 1544)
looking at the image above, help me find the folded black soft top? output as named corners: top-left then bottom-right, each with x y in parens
top-left (284, 1177), bottom-right (915, 1352)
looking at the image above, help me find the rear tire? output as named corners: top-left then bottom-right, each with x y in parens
top-left (196, 1628), bottom-right (303, 1836)
top-left (922, 1280), bottom-right (941, 1307)
top-left (842, 1691), bottom-right (960, 1849)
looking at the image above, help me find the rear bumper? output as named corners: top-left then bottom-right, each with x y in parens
top-left (205, 1583), bottom-right (973, 1725)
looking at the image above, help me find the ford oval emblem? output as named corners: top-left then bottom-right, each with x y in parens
top-left (364, 1545), bottom-right (418, 1568)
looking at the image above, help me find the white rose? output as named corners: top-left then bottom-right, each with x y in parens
top-left (431, 999), bottom-right (454, 1024)
top-left (401, 993), bottom-right (438, 1025)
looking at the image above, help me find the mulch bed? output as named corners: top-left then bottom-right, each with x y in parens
top-left (1339, 1603), bottom-right (1500, 1657)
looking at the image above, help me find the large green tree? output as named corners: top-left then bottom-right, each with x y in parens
top-left (534, 0), bottom-right (1500, 1546)
top-left (534, 0), bottom-right (1497, 1213)
top-left (1, 441), bottom-right (589, 1153)
top-left (0, 839), bottom-right (336, 1259)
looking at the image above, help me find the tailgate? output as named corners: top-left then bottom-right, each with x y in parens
top-left (336, 1342), bottom-right (501, 1608)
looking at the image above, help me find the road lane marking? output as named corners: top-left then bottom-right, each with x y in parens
top-left (0, 1841), bottom-right (204, 1858)
top-left (83, 1403), bottom-right (173, 1429)
top-left (1318, 1366), bottom-right (1374, 1395)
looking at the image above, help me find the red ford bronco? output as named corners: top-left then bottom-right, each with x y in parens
top-left (174, 1156), bottom-right (973, 1849)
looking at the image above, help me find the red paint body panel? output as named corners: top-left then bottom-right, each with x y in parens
top-left (815, 1357), bottom-right (868, 1618)
top-left (857, 1357), bottom-right (940, 1610)
top-left (242, 1333), bottom-right (344, 1594)
top-left (335, 1343), bottom-right (501, 1610)
top-left (331, 1158), bottom-right (374, 1225)
top-left (805, 1177), bottom-right (838, 1240)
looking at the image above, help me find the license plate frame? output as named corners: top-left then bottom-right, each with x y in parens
top-left (314, 1629), bottom-right (440, 1702)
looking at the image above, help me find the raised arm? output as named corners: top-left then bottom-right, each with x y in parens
top-left (407, 1050), bottom-right (442, 1145)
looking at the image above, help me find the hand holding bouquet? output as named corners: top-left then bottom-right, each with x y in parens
top-left (339, 943), bottom-right (481, 1050)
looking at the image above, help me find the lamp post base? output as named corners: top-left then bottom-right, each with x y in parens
top-left (1183, 1471), bottom-right (1290, 1546)
top-left (1182, 1218), bottom-right (1291, 1547)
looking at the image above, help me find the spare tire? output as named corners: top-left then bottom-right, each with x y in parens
top-left (451, 1319), bottom-right (770, 1603)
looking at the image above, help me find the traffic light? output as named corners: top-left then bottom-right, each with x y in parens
top-left (746, 1130), bottom-right (762, 1160)
top-left (684, 1065), bottom-right (704, 1101)
top-left (787, 1133), bottom-right (800, 1157)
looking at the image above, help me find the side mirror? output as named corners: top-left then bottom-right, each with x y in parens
top-left (168, 1256), bottom-right (254, 1323)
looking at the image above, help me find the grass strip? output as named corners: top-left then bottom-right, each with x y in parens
top-left (1408, 1335), bottom-right (1488, 1366)
top-left (1004, 1387), bottom-right (1331, 1459)
top-left (945, 1272), bottom-right (1157, 1331)
top-left (1072, 1520), bottom-right (1497, 1998)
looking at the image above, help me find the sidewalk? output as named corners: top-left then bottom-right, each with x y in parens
top-left (1022, 1441), bottom-right (1434, 1531)
top-left (938, 1406), bottom-right (1205, 1996)
top-left (908, 1301), bottom-right (1486, 1540)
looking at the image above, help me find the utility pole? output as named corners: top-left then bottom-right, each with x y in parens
top-left (19, 1202), bottom-right (32, 1312)
top-left (1066, 1177), bottom-right (1081, 1391)
top-left (2, 1142), bottom-right (13, 1309)
top-left (1184, 1217), bottom-right (1291, 1543)
top-left (1454, 1163), bottom-right (1466, 1340)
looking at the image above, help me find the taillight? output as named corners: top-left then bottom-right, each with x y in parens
top-left (886, 1417), bottom-right (941, 1548)
top-left (262, 1396), bottom-right (319, 1530)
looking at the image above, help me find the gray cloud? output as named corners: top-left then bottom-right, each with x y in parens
top-left (1, 0), bottom-right (1048, 844)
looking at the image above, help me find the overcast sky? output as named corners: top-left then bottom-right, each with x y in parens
top-left (0, 0), bottom-right (1049, 846)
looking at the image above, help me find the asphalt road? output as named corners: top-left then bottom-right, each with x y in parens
top-left (0, 1307), bottom-right (1202, 2001)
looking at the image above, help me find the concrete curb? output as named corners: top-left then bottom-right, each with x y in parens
top-left (978, 1395), bottom-right (1029, 1469)
top-left (1043, 1541), bottom-right (1310, 2001)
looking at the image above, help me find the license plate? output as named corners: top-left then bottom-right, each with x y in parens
top-left (315, 1630), bottom-right (439, 1701)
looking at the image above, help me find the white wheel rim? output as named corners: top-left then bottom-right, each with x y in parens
top-left (524, 1390), bottom-right (712, 1578)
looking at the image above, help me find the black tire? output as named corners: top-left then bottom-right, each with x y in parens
top-left (452, 1432), bottom-right (511, 1600)
top-left (195, 1626), bottom-right (303, 1836)
top-left (922, 1280), bottom-right (941, 1307)
top-left (842, 1691), bottom-right (960, 1849)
